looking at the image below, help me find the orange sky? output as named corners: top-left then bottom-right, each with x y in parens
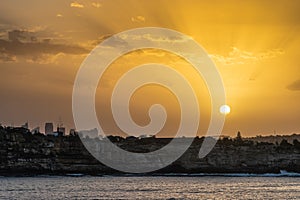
top-left (0, 0), bottom-right (299, 137)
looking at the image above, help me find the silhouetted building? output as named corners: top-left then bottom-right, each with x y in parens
top-left (69, 129), bottom-right (76, 136)
top-left (31, 127), bottom-right (40, 134)
top-left (57, 127), bottom-right (65, 136)
top-left (45, 123), bottom-right (54, 135)
top-left (21, 122), bottom-right (28, 129)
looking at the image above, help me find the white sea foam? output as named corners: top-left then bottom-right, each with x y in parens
top-left (154, 170), bottom-right (300, 177)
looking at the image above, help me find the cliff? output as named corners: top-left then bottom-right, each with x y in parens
top-left (0, 129), bottom-right (300, 176)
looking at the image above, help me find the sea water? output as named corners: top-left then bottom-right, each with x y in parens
top-left (0, 176), bottom-right (299, 199)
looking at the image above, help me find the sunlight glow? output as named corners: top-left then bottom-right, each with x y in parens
top-left (220, 105), bottom-right (231, 115)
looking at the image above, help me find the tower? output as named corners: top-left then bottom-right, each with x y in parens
top-left (57, 116), bottom-right (65, 136)
top-left (45, 122), bottom-right (54, 135)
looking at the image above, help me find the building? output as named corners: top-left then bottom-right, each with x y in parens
top-left (31, 127), bottom-right (40, 134)
top-left (57, 127), bottom-right (66, 136)
top-left (45, 123), bottom-right (54, 135)
top-left (21, 122), bottom-right (28, 129)
top-left (69, 129), bottom-right (76, 136)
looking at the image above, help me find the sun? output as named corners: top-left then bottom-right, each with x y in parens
top-left (220, 105), bottom-right (231, 115)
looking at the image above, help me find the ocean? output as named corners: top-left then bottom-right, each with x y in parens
top-left (0, 175), bottom-right (299, 199)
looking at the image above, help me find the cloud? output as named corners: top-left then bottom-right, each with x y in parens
top-left (117, 33), bottom-right (190, 44)
top-left (287, 79), bottom-right (300, 91)
top-left (0, 30), bottom-right (88, 63)
top-left (23, 26), bottom-right (47, 33)
top-left (70, 2), bottom-right (84, 8)
top-left (56, 14), bottom-right (63, 17)
top-left (77, 34), bottom-right (113, 49)
top-left (26, 53), bottom-right (66, 65)
top-left (0, 51), bottom-right (17, 63)
top-left (91, 2), bottom-right (102, 8)
top-left (0, 39), bottom-right (87, 55)
top-left (210, 47), bottom-right (285, 65)
top-left (0, 32), bottom-right (6, 39)
top-left (131, 16), bottom-right (145, 23)
top-left (0, 25), bottom-right (47, 40)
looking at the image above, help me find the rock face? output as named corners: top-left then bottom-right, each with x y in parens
top-left (0, 130), bottom-right (300, 175)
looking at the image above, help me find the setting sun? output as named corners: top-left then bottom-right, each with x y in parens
top-left (220, 105), bottom-right (231, 115)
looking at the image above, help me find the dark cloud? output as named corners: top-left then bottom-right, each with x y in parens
top-left (287, 79), bottom-right (300, 91)
top-left (0, 39), bottom-right (88, 54)
top-left (0, 29), bottom-right (88, 63)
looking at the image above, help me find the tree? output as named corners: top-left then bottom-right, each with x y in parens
top-left (280, 139), bottom-right (291, 147)
top-left (236, 131), bottom-right (242, 141)
top-left (293, 139), bottom-right (300, 148)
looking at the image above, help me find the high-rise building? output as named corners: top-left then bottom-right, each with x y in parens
top-left (57, 127), bottom-right (66, 136)
top-left (45, 123), bottom-right (54, 135)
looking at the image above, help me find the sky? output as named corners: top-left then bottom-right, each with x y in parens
top-left (0, 0), bottom-right (299, 137)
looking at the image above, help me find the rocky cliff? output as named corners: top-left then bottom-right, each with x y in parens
top-left (0, 130), bottom-right (300, 176)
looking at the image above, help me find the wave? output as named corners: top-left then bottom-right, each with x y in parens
top-left (65, 173), bottom-right (85, 177)
top-left (6, 170), bottom-right (299, 178)
top-left (154, 170), bottom-right (300, 177)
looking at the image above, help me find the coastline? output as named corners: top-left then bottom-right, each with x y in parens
top-left (1, 128), bottom-right (300, 176)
